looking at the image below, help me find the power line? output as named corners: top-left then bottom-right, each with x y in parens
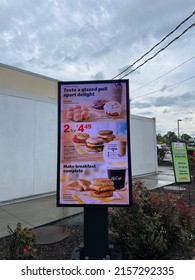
top-left (132, 75), bottom-right (195, 100)
top-left (120, 23), bottom-right (195, 79)
top-left (112, 10), bottom-right (195, 80)
top-left (130, 55), bottom-right (195, 93)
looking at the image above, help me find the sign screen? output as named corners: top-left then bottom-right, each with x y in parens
top-left (57, 80), bottom-right (132, 207)
top-left (171, 142), bottom-right (191, 184)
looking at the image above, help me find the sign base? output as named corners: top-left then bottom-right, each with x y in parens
top-left (71, 207), bottom-right (122, 259)
top-left (71, 243), bottom-right (122, 260)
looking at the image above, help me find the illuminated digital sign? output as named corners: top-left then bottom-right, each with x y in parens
top-left (57, 80), bottom-right (132, 207)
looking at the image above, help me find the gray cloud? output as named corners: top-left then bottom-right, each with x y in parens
top-left (184, 117), bottom-right (193, 122)
top-left (132, 91), bottom-right (195, 111)
top-left (90, 71), bottom-right (105, 80)
top-left (0, 0), bottom-right (195, 134)
top-left (131, 101), bottom-right (151, 109)
top-left (152, 91), bottom-right (195, 108)
top-left (163, 109), bottom-right (170, 114)
top-left (137, 111), bottom-right (153, 116)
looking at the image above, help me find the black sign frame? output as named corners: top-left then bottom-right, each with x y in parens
top-left (57, 79), bottom-right (132, 207)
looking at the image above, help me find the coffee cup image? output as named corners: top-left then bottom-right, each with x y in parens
top-left (107, 167), bottom-right (126, 190)
top-left (118, 140), bottom-right (127, 156)
top-left (110, 83), bottom-right (123, 104)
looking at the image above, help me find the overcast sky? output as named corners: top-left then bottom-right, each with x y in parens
top-left (0, 0), bottom-right (194, 137)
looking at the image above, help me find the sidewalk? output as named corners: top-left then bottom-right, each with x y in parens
top-left (137, 164), bottom-right (175, 190)
top-left (0, 196), bottom-right (83, 239)
top-left (0, 165), bottom-right (175, 239)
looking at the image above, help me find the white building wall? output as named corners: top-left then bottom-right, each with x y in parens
top-left (0, 93), bottom-right (157, 203)
top-left (0, 88), bottom-right (57, 203)
top-left (130, 115), bottom-right (158, 177)
top-left (0, 64), bottom-right (158, 203)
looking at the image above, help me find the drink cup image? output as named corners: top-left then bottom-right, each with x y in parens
top-left (118, 140), bottom-right (127, 156)
top-left (110, 83), bottom-right (123, 104)
top-left (107, 167), bottom-right (126, 190)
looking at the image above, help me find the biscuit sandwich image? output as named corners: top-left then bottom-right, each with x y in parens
top-left (72, 132), bottom-right (90, 144)
top-left (97, 130), bottom-right (115, 142)
top-left (89, 178), bottom-right (115, 198)
top-left (86, 137), bottom-right (105, 152)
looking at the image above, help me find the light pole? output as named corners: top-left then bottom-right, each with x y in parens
top-left (177, 119), bottom-right (182, 140)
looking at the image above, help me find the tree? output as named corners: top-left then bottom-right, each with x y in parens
top-left (157, 132), bottom-right (192, 145)
top-left (181, 133), bottom-right (191, 142)
top-left (156, 133), bottom-right (165, 143)
top-left (163, 131), bottom-right (177, 145)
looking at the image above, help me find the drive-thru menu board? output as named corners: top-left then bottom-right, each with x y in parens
top-left (171, 142), bottom-right (191, 184)
top-left (57, 80), bottom-right (132, 206)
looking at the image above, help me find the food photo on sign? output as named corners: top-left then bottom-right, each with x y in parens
top-left (57, 80), bottom-right (132, 207)
top-left (59, 161), bottom-right (129, 205)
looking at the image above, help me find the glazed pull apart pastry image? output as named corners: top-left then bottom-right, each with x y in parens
top-left (92, 99), bottom-right (109, 110)
top-left (104, 101), bottom-right (122, 116)
top-left (66, 105), bottom-right (90, 122)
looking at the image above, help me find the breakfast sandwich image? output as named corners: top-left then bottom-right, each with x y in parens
top-left (97, 130), bottom-right (115, 142)
top-left (89, 178), bottom-right (115, 198)
top-left (72, 132), bottom-right (90, 145)
top-left (85, 137), bottom-right (105, 152)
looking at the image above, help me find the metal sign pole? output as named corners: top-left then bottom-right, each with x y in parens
top-left (81, 207), bottom-right (109, 259)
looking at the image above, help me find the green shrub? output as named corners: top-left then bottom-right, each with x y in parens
top-left (8, 223), bottom-right (38, 259)
top-left (109, 180), bottom-right (195, 259)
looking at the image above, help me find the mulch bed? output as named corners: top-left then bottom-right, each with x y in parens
top-left (0, 218), bottom-right (194, 260)
top-left (37, 224), bottom-right (84, 260)
top-left (0, 223), bottom-right (84, 260)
